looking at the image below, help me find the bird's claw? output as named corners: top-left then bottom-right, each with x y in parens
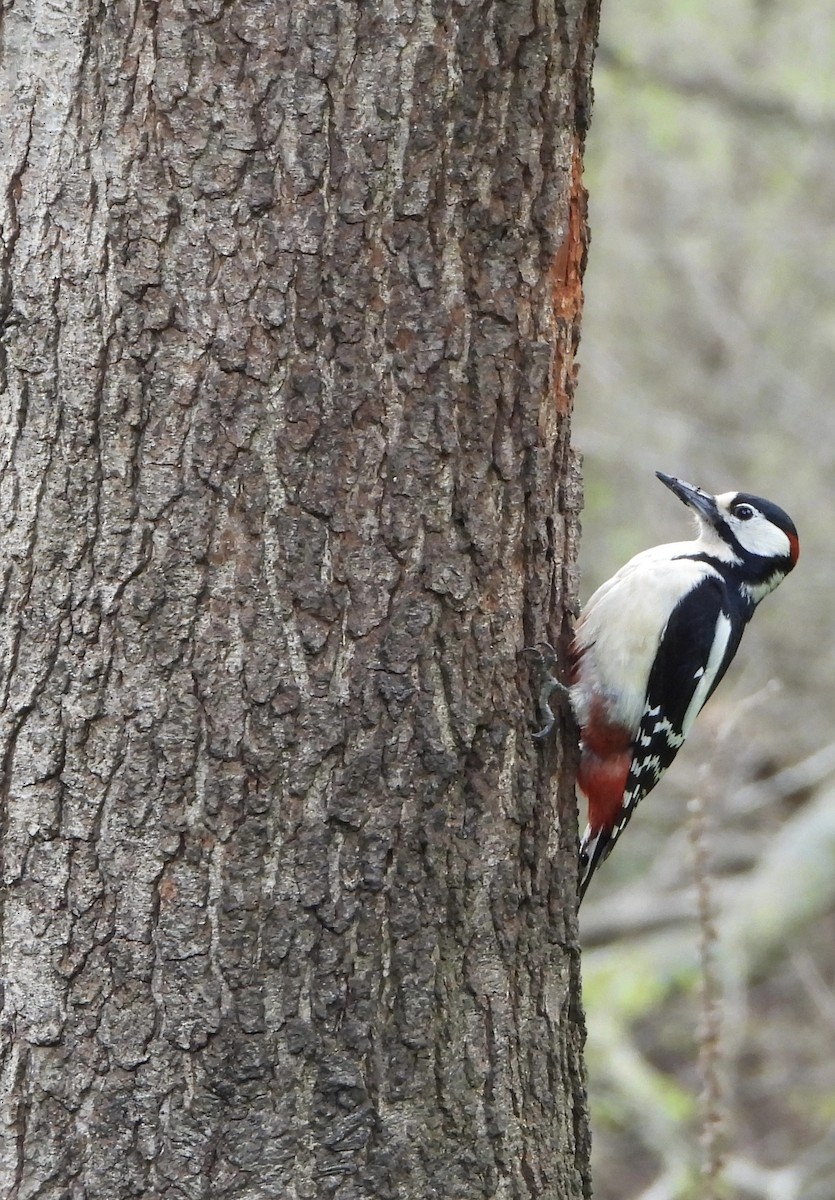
top-left (523, 641), bottom-right (570, 740)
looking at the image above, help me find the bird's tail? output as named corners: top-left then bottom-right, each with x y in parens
top-left (576, 743), bottom-right (632, 904)
top-left (578, 823), bottom-right (613, 904)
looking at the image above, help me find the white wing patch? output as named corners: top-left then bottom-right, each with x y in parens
top-left (681, 611), bottom-right (733, 737)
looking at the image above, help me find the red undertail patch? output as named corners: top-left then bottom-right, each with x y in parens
top-left (578, 751), bottom-right (632, 833)
top-left (577, 698), bottom-right (633, 832)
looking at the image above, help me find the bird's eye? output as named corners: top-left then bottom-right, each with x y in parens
top-left (733, 504), bottom-right (755, 521)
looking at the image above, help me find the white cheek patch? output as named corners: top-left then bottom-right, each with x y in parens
top-left (731, 514), bottom-right (791, 560)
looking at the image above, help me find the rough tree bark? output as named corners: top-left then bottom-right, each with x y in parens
top-left (0, 0), bottom-right (596, 1197)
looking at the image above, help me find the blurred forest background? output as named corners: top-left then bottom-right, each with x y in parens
top-left (575, 0), bottom-right (835, 1197)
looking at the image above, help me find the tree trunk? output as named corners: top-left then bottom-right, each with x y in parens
top-left (0, 0), bottom-right (596, 1196)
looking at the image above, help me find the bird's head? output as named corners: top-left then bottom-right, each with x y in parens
top-left (656, 471), bottom-right (799, 594)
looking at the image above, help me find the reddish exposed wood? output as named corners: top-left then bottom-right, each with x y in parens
top-left (552, 144), bottom-right (591, 416)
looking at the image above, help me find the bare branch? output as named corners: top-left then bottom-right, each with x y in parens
top-left (597, 42), bottom-right (835, 138)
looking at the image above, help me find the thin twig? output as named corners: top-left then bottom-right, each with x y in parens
top-left (597, 42), bottom-right (835, 138)
top-left (732, 739), bottom-right (835, 814)
top-left (688, 789), bottom-right (726, 1197)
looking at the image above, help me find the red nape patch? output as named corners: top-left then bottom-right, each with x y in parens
top-left (578, 751), bottom-right (632, 832)
top-left (787, 530), bottom-right (800, 567)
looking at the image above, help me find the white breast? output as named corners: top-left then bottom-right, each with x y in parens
top-left (571, 542), bottom-right (722, 735)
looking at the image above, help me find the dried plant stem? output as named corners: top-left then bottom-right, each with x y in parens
top-left (688, 790), bottom-right (727, 1198)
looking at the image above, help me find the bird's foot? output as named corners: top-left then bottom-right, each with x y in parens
top-left (523, 641), bottom-right (571, 739)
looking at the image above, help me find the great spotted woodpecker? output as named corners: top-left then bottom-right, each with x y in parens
top-left (571, 472), bottom-right (799, 902)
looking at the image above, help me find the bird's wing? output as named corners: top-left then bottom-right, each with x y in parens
top-left (625, 573), bottom-right (742, 818)
top-left (580, 574), bottom-right (743, 899)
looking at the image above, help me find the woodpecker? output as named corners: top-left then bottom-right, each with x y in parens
top-left (572, 471), bottom-right (799, 902)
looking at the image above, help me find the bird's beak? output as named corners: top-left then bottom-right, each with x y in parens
top-left (655, 472), bottom-right (720, 525)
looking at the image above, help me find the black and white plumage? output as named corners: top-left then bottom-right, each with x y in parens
top-left (572, 471), bottom-right (799, 902)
